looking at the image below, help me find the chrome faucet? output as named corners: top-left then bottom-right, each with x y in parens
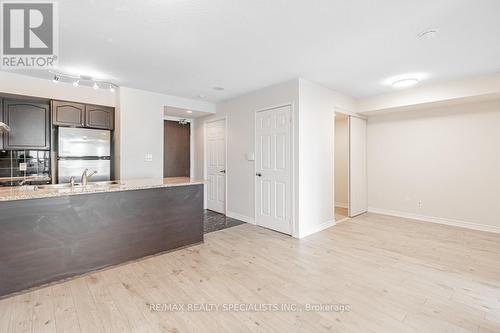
top-left (81, 169), bottom-right (98, 186)
top-left (18, 179), bottom-right (29, 191)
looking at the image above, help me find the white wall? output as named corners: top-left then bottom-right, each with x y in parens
top-left (297, 79), bottom-right (356, 237)
top-left (367, 99), bottom-right (500, 232)
top-left (192, 118), bottom-right (205, 180)
top-left (116, 87), bottom-right (215, 179)
top-left (117, 88), bottom-right (164, 179)
top-left (0, 71), bottom-right (116, 106)
top-left (334, 116), bottom-right (349, 208)
top-left (198, 79), bottom-right (300, 223)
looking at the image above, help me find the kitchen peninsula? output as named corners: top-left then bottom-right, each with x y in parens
top-left (0, 177), bottom-right (203, 298)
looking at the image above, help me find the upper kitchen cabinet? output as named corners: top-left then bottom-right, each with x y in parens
top-left (86, 105), bottom-right (114, 130)
top-left (2, 99), bottom-right (50, 150)
top-left (51, 100), bottom-right (114, 130)
top-left (51, 100), bottom-right (85, 127)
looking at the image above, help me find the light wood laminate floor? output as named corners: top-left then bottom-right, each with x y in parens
top-left (1, 213), bottom-right (500, 333)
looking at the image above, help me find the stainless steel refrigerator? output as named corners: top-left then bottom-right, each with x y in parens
top-left (57, 127), bottom-right (111, 183)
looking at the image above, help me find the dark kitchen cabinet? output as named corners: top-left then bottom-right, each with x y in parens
top-left (86, 105), bottom-right (114, 130)
top-left (51, 100), bottom-right (85, 127)
top-left (2, 99), bottom-right (50, 150)
top-left (51, 100), bottom-right (114, 130)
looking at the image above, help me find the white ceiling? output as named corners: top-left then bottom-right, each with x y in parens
top-left (5, 0), bottom-right (500, 102)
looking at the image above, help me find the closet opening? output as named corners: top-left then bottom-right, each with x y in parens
top-left (335, 112), bottom-right (349, 221)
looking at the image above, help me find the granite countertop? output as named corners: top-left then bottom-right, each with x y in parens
top-left (0, 177), bottom-right (204, 202)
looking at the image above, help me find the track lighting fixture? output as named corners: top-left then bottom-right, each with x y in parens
top-left (49, 71), bottom-right (118, 92)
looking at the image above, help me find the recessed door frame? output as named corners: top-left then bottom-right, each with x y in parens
top-left (334, 107), bottom-right (367, 220)
top-left (203, 116), bottom-right (228, 214)
top-left (163, 116), bottom-right (194, 177)
top-left (347, 113), bottom-right (368, 218)
top-left (254, 103), bottom-right (296, 236)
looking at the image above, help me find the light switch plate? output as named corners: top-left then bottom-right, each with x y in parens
top-left (144, 153), bottom-right (153, 162)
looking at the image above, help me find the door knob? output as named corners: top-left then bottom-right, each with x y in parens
top-left (220, 169), bottom-right (226, 174)
top-left (256, 172), bottom-right (262, 177)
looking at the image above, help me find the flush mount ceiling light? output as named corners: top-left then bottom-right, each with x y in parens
top-left (49, 71), bottom-right (118, 93)
top-left (417, 29), bottom-right (439, 39)
top-left (383, 73), bottom-right (429, 89)
top-left (186, 110), bottom-right (193, 114)
top-left (391, 77), bottom-right (419, 88)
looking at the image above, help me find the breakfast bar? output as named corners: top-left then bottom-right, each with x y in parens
top-left (0, 177), bottom-right (204, 298)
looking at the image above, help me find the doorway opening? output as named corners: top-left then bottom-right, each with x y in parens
top-left (334, 112), bottom-right (368, 222)
top-left (335, 112), bottom-right (349, 221)
top-left (164, 119), bottom-right (191, 177)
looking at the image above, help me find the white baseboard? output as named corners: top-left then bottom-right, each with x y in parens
top-left (226, 211), bottom-right (255, 225)
top-left (368, 207), bottom-right (500, 234)
top-left (298, 220), bottom-right (336, 239)
top-left (335, 202), bottom-right (348, 209)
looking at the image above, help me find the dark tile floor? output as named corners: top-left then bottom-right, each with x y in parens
top-left (203, 210), bottom-right (246, 234)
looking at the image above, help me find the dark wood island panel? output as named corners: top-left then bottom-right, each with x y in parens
top-left (0, 184), bottom-right (203, 297)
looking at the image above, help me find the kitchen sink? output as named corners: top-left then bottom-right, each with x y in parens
top-left (37, 183), bottom-right (78, 189)
top-left (37, 181), bottom-right (121, 189)
top-left (90, 181), bottom-right (121, 186)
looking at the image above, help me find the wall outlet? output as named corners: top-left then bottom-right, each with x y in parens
top-left (144, 153), bottom-right (153, 162)
top-left (418, 201), bottom-right (423, 208)
top-left (19, 162), bottom-right (27, 171)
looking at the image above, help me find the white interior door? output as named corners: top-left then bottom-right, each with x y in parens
top-left (206, 119), bottom-right (226, 214)
top-left (255, 105), bottom-right (292, 235)
top-left (348, 116), bottom-right (367, 217)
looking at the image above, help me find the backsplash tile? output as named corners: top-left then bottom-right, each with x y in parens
top-left (0, 159), bottom-right (10, 169)
top-left (26, 151), bottom-right (38, 159)
top-left (0, 150), bottom-right (51, 185)
top-left (0, 168), bottom-right (11, 178)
